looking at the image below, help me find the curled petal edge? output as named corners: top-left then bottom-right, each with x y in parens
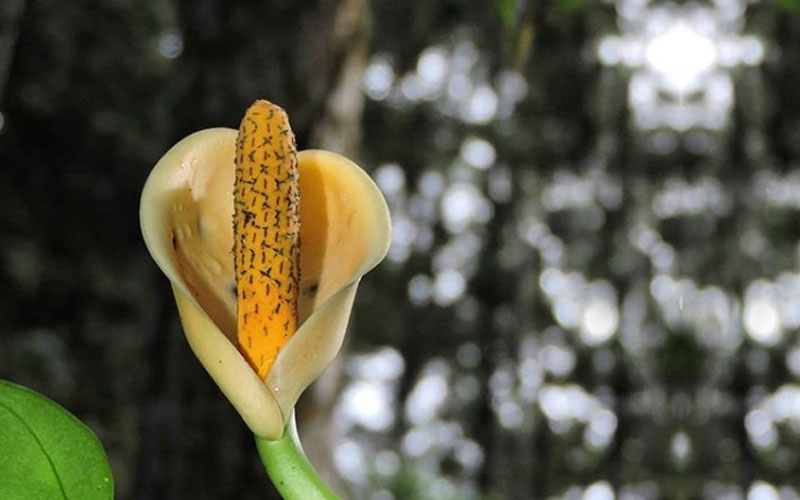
top-left (140, 128), bottom-right (391, 439)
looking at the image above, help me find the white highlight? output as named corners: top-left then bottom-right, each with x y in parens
top-left (363, 56), bottom-right (395, 100)
top-left (645, 23), bottom-right (716, 93)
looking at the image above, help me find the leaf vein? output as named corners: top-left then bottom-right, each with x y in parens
top-left (0, 399), bottom-right (69, 500)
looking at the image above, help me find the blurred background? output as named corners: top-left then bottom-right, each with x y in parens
top-left (1, 0), bottom-right (800, 498)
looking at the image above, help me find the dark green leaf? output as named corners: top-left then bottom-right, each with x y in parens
top-left (554, 0), bottom-right (592, 13)
top-left (773, 0), bottom-right (800, 11)
top-left (496, 0), bottom-right (519, 32)
top-left (0, 380), bottom-right (113, 500)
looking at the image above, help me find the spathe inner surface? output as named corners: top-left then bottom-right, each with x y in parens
top-left (161, 143), bottom-right (372, 350)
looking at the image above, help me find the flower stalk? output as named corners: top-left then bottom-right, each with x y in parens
top-left (255, 415), bottom-right (340, 500)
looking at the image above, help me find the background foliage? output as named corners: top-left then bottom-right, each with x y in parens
top-left (2, 0), bottom-right (800, 498)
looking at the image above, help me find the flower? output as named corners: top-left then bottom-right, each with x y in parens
top-left (140, 127), bottom-right (391, 439)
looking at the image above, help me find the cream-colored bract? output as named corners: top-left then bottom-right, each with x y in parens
top-left (140, 128), bottom-right (391, 439)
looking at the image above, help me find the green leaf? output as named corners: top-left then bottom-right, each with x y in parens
top-left (0, 380), bottom-right (113, 500)
top-left (496, 0), bottom-right (519, 33)
top-left (554, 0), bottom-right (592, 13)
top-left (773, 0), bottom-right (800, 11)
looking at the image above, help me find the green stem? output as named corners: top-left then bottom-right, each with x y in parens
top-left (255, 414), bottom-right (341, 500)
